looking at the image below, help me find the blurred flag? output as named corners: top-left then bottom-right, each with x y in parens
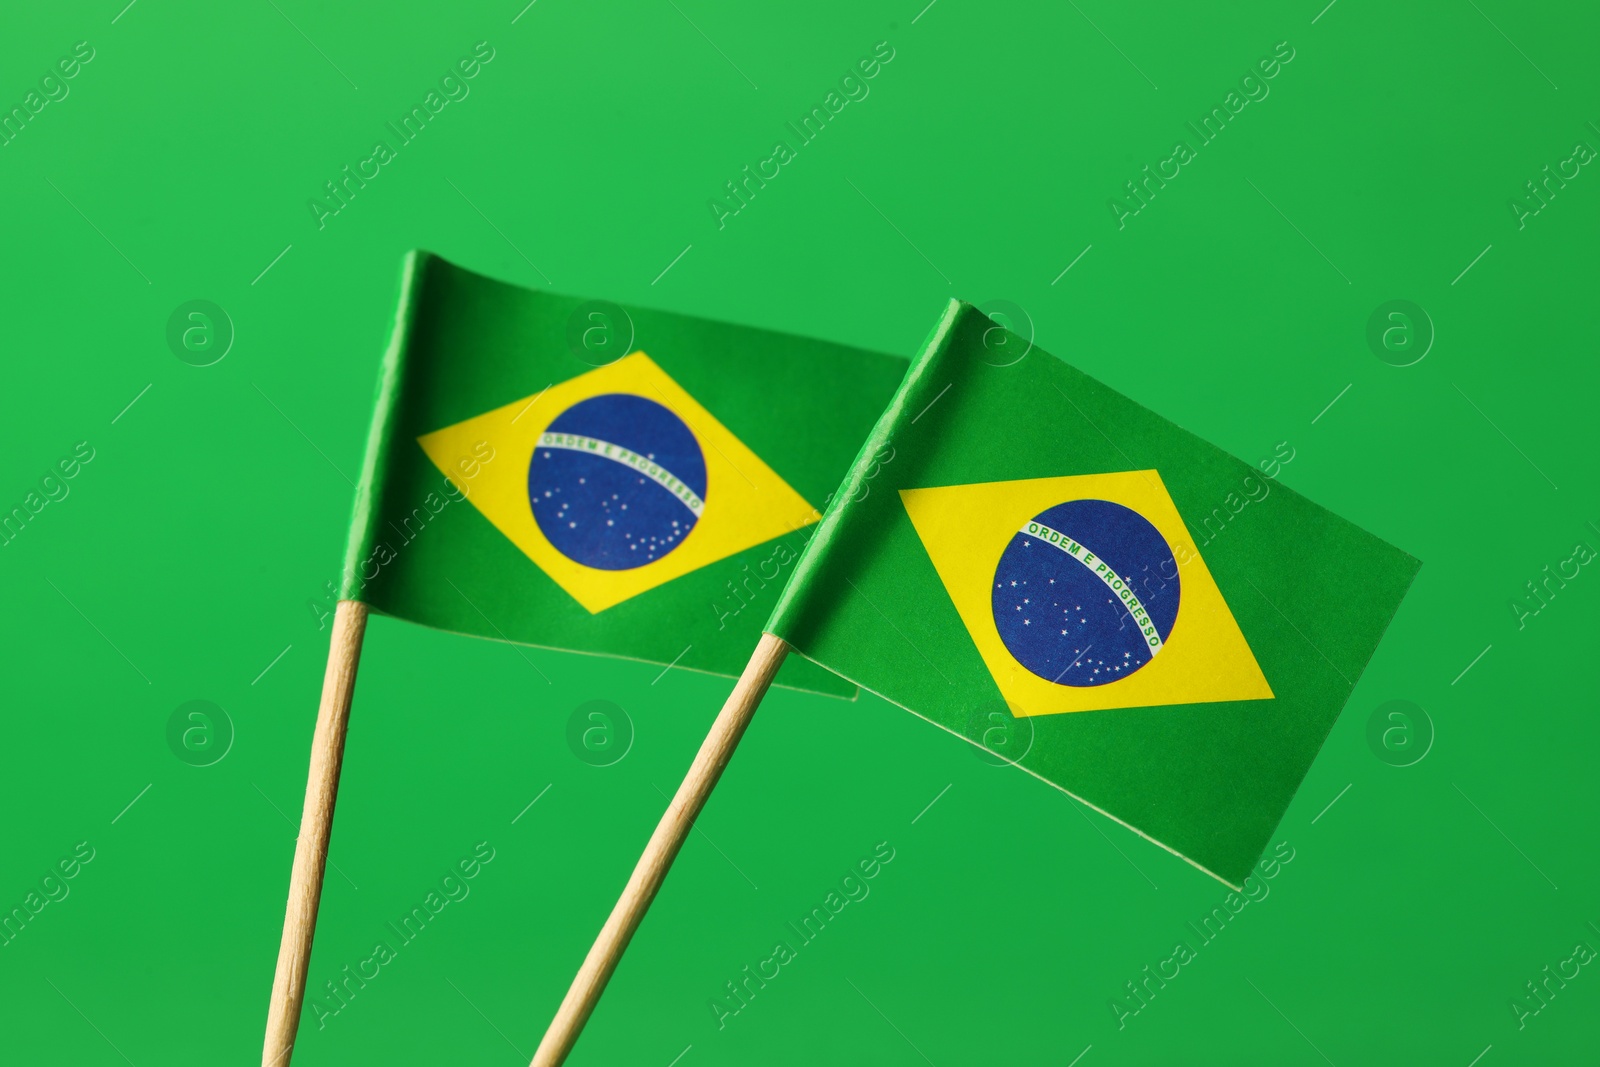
top-left (345, 252), bottom-right (905, 696)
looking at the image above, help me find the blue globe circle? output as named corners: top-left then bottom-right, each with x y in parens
top-left (991, 499), bottom-right (1181, 687)
top-left (528, 393), bottom-right (706, 570)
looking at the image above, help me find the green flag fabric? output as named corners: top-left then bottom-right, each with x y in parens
top-left (767, 301), bottom-right (1419, 886)
top-left (341, 252), bottom-right (906, 696)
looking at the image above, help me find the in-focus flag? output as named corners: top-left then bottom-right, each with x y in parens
top-left (344, 252), bottom-right (906, 695)
top-left (767, 302), bottom-right (1419, 886)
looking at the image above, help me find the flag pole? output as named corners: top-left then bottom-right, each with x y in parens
top-left (530, 631), bottom-right (790, 1067)
top-left (261, 599), bottom-right (370, 1067)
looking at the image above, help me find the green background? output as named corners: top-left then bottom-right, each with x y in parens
top-left (1, 1), bottom-right (1594, 1064)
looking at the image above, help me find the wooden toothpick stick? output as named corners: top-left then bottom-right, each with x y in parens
top-left (262, 599), bottom-right (370, 1067)
top-left (530, 632), bottom-right (790, 1067)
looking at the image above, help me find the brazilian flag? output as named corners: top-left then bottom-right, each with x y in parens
top-left (768, 302), bottom-right (1419, 886)
top-left (343, 252), bottom-right (904, 696)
